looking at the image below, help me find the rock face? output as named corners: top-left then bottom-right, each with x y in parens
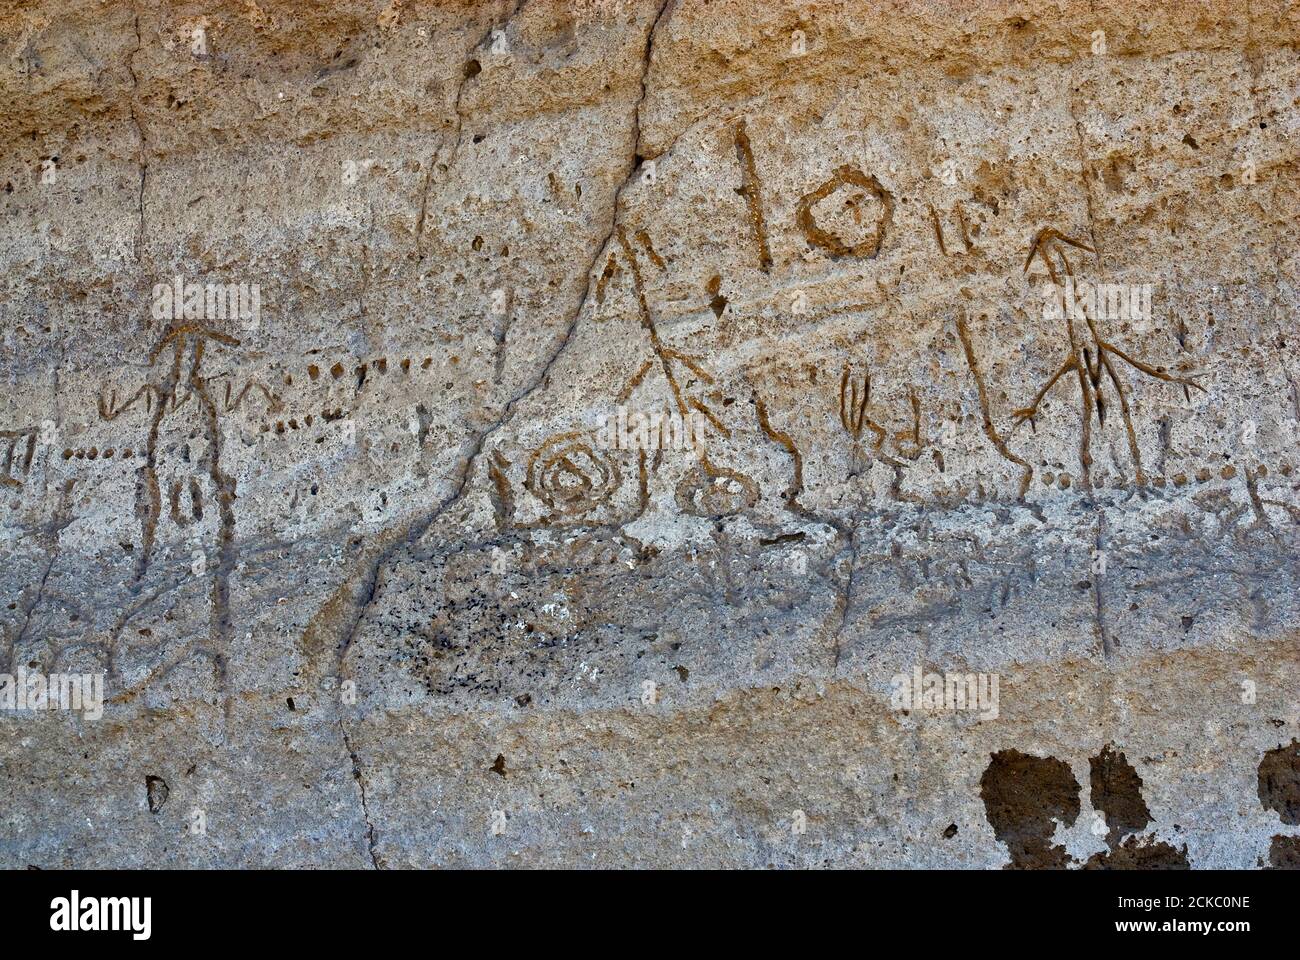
top-left (1, 0), bottom-right (1298, 868)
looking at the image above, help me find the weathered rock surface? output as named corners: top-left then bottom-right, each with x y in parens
top-left (1, 0), bottom-right (1298, 868)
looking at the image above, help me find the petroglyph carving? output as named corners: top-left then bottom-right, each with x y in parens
top-left (1015, 229), bottom-right (1204, 488)
top-left (928, 201), bottom-right (977, 256)
top-left (488, 450), bottom-right (516, 531)
top-left (733, 120), bottom-right (773, 273)
top-left (168, 477), bottom-right (205, 526)
top-left (61, 447), bottom-right (134, 461)
top-left (839, 364), bottom-right (883, 445)
top-left (135, 325), bottom-right (240, 585)
top-left (956, 311), bottom-right (1033, 498)
top-left (634, 228), bottom-right (666, 271)
top-left (221, 378), bottom-right (284, 415)
top-left (837, 362), bottom-right (916, 468)
top-left (675, 455), bottom-right (759, 517)
top-left (754, 396), bottom-right (804, 511)
top-left (98, 384), bottom-right (163, 421)
top-left (610, 226), bottom-right (727, 437)
top-left (0, 426), bottom-right (37, 489)
top-left (796, 165), bottom-right (894, 259)
top-left (526, 431), bottom-right (622, 518)
top-left (80, 323), bottom-right (246, 716)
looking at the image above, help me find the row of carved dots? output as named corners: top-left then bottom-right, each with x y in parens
top-left (1041, 462), bottom-right (1291, 489)
top-left (305, 356), bottom-right (434, 382)
top-left (260, 409), bottom-right (348, 435)
top-left (61, 447), bottom-right (135, 460)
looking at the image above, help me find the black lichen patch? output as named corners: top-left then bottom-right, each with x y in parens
top-left (980, 750), bottom-right (1080, 869)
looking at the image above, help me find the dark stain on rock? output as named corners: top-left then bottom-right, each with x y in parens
top-left (145, 775), bottom-right (169, 814)
top-left (1258, 739), bottom-right (1300, 824)
top-left (1085, 744), bottom-right (1191, 868)
top-left (1083, 835), bottom-right (1190, 870)
top-left (1266, 834), bottom-right (1300, 869)
top-left (980, 749), bottom-right (1080, 869)
top-left (1089, 744), bottom-right (1152, 844)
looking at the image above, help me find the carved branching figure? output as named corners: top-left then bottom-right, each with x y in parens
top-left (839, 363), bottom-right (875, 442)
top-left (1015, 228), bottom-right (1204, 487)
top-left (838, 363), bottom-right (906, 474)
top-left (117, 324), bottom-right (243, 715)
top-left (611, 225), bottom-right (727, 438)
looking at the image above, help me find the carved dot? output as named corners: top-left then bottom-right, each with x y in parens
top-left (62, 449), bottom-right (72, 460)
top-left (1221, 465), bottom-right (1236, 480)
top-left (331, 362), bottom-right (345, 379)
top-left (1196, 467), bottom-right (1211, 482)
top-left (308, 364), bottom-right (320, 380)
top-left (145, 775), bottom-right (169, 814)
top-left (1173, 473), bottom-right (1188, 486)
top-left (1058, 473), bottom-right (1071, 489)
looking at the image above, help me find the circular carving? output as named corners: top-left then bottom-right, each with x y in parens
top-left (795, 164), bottom-right (894, 259)
top-left (675, 458), bottom-right (759, 517)
top-left (526, 431), bottom-right (621, 517)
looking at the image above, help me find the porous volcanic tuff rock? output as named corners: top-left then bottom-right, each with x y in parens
top-left (1, 0), bottom-right (1298, 868)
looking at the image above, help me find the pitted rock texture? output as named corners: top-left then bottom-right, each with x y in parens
top-left (1, 0), bottom-right (1299, 868)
